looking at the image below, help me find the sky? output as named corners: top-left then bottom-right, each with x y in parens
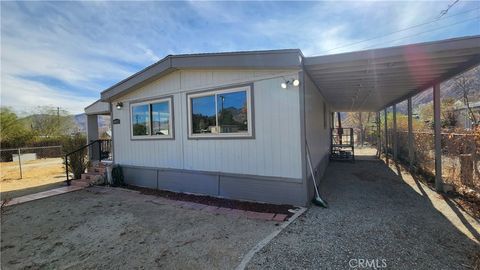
top-left (1, 1), bottom-right (479, 115)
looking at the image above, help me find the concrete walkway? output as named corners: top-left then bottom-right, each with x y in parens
top-left (4, 185), bottom-right (84, 206)
top-left (247, 158), bottom-right (480, 269)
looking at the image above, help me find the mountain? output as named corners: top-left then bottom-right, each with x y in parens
top-left (396, 66), bottom-right (480, 114)
top-left (74, 114), bottom-right (111, 133)
top-left (74, 114), bottom-right (86, 132)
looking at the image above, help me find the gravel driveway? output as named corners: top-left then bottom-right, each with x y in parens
top-left (1, 187), bottom-right (278, 269)
top-left (247, 159), bottom-right (480, 269)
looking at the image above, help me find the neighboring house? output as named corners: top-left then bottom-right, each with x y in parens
top-left (454, 101), bottom-right (480, 129)
top-left (85, 36), bottom-right (480, 206)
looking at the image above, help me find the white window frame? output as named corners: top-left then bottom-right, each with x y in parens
top-left (130, 97), bottom-right (173, 140)
top-left (187, 85), bottom-right (253, 139)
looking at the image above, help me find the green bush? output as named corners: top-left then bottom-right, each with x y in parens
top-left (0, 107), bottom-right (35, 148)
top-left (61, 134), bottom-right (88, 180)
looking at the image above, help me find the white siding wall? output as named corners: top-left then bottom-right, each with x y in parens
top-left (304, 73), bottom-right (331, 174)
top-left (112, 69), bottom-right (302, 179)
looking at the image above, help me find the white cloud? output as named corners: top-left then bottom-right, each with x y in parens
top-left (1, 0), bottom-right (477, 115)
top-left (186, 1), bottom-right (242, 23)
top-left (1, 1), bottom-right (172, 114)
top-left (1, 74), bottom-right (94, 114)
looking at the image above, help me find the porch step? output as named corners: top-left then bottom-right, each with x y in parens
top-left (88, 167), bottom-right (106, 174)
top-left (96, 162), bottom-right (110, 168)
top-left (71, 179), bottom-right (91, 188)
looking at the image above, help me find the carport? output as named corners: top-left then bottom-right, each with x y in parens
top-left (303, 35), bottom-right (480, 192)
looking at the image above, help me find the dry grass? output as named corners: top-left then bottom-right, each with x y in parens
top-left (0, 158), bottom-right (66, 198)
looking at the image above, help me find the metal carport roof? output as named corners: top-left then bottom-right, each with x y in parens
top-left (99, 36), bottom-right (480, 112)
top-left (303, 36), bottom-right (480, 112)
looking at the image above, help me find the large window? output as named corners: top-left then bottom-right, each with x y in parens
top-left (188, 85), bottom-right (253, 138)
top-left (130, 97), bottom-right (173, 139)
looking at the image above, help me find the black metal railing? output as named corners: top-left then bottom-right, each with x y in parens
top-left (65, 139), bottom-right (111, 184)
top-left (330, 128), bottom-right (355, 161)
top-left (98, 139), bottom-right (112, 160)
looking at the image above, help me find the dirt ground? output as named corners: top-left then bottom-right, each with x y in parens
top-left (131, 185), bottom-right (296, 216)
top-left (1, 187), bottom-right (278, 270)
top-left (0, 158), bottom-right (66, 199)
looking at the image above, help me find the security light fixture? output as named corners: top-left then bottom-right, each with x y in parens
top-left (281, 78), bottom-right (300, 89)
top-left (116, 102), bottom-right (123, 110)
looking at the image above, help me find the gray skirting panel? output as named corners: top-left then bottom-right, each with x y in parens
top-left (121, 165), bottom-right (307, 206)
top-left (306, 154), bottom-right (330, 200)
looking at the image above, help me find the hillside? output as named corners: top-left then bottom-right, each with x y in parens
top-left (74, 114), bottom-right (111, 133)
top-left (19, 113), bottom-right (110, 135)
top-left (396, 66), bottom-right (480, 114)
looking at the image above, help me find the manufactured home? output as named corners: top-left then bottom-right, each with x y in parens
top-left (84, 36), bottom-right (480, 206)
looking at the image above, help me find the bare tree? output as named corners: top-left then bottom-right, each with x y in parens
top-left (454, 66), bottom-right (480, 127)
top-left (29, 106), bottom-right (76, 137)
top-left (345, 112), bottom-right (373, 146)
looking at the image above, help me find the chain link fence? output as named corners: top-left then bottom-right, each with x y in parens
top-left (389, 130), bottom-right (480, 194)
top-left (0, 145), bottom-right (64, 182)
top-left (366, 110), bottom-right (480, 196)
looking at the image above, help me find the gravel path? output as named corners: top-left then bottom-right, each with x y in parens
top-left (247, 160), bottom-right (480, 269)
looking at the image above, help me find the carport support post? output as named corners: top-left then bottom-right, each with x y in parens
top-left (376, 111), bottom-right (381, 157)
top-left (87, 114), bottom-right (100, 161)
top-left (433, 83), bottom-right (444, 192)
top-left (407, 97), bottom-right (414, 170)
top-left (384, 108), bottom-right (388, 164)
top-left (393, 104), bottom-right (398, 162)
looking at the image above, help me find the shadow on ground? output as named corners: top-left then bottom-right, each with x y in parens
top-left (1, 181), bottom-right (66, 199)
top-left (248, 159), bottom-right (480, 269)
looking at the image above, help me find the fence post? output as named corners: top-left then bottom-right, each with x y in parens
top-left (408, 97), bottom-right (414, 170)
top-left (433, 83), bottom-right (444, 192)
top-left (17, 148), bottom-right (23, 179)
top-left (66, 155), bottom-right (70, 185)
top-left (393, 104), bottom-right (398, 162)
top-left (460, 154), bottom-right (473, 188)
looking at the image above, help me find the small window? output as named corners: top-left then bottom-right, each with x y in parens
top-left (130, 97), bottom-right (173, 139)
top-left (188, 85), bottom-right (252, 138)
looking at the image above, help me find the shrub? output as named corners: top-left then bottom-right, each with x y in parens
top-left (111, 165), bottom-right (124, 186)
top-left (61, 134), bottom-right (88, 180)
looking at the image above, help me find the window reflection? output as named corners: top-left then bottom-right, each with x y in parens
top-left (217, 91), bottom-right (247, 133)
top-left (131, 98), bottom-right (172, 138)
top-left (191, 95), bottom-right (217, 134)
top-left (189, 88), bottom-right (250, 137)
top-left (151, 102), bottom-right (170, 135)
top-left (132, 104), bottom-right (150, 136)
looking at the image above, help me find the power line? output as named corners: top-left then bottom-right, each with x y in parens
top-left (361, 16), bottom-right (479, 50)
top-left (438, 0), bottom-right (461, 19)
top-left (310, 7), bottom-right (479, 56)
